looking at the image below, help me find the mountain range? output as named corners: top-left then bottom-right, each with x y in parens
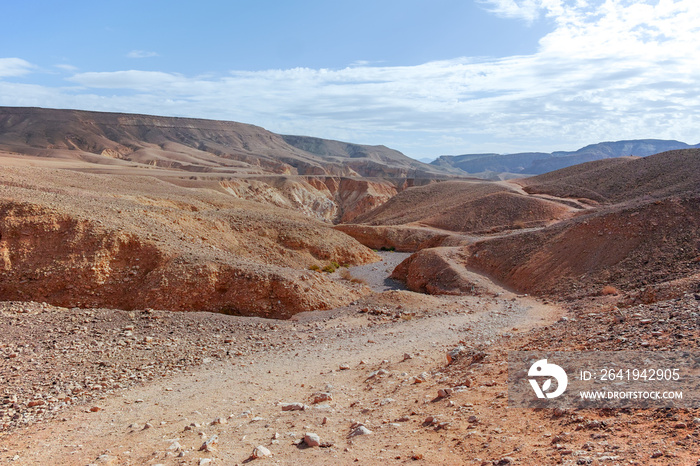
top-left (431, 139), bottom-right (700, 175)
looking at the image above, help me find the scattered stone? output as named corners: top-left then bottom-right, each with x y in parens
top-left (437, 388), bottom-right (453, 399)
top-left (211, 417), bottom-right (227, 425)
top-left (424, 416), bottom-right (439, 426)
top-left (168, 441), bottom-right (183, 452)
top-left (349, 425), bottom-right (373, 437)
top-left (95, 454), bottom-right (119, 465)
top-left (199, 459), bottom-right (212, 466)
top-left (304, 432), bottom-right (321, 447)
top-left (281, 402), bottom-right (308, 411)
top-left (446, 346), bottom-right (466, 364)
top-left (199, 435), bottom-right (218, 452)
top-left (312, 392), bottom-right (332, 404)
top-left (366, 369), bottom-right (389, 380)
top-left (339, 364), bottom-right (350, 370)
top-left (650, 451), bottom-right (664, 458)
top-left (90, 406), bottom-right (101, 413)
top-left (252, 445), bottom-right (272, 458)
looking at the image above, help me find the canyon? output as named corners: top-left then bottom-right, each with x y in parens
top-left (1, 107), bottom-right (699, 465)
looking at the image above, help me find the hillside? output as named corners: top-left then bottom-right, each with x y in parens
top-left (433, 139), bottom-right (700, 175)
top-left (520, 149), bottom-right (700, 204)
top-left (0, 165), bottom-right (379, 318)
top-left (0, 106), bottom-right (450, 179)
top-left (349, 180), bottom-right (572, 234)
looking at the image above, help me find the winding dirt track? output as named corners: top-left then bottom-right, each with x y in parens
top-left (1, 270), bottom-right (562, 465)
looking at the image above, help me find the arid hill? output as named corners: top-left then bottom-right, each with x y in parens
top-left (465, 195), bottom-right (700, 297)
top-left (0, 106), bottom-right (449, 179)
top-left (350, 180), bottom-right (571, 233)
top-left (0, 166), bottom-right (379, 318)
top-left (520, 149), bottom-right (700, 204)
top-left (336, 179), bottom-right (573, 252)
top-left (384, 150), bottom-right (700, 299)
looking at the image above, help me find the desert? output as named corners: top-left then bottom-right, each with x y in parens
top-left (0, 106), bottom-right (698, 465)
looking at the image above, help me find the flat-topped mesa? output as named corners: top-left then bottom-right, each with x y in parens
top-left (0, 106), bottom-right (454, 179)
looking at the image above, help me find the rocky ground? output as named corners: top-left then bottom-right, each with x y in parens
top-left (2, 257), bottom-right (699, 465)
top-left (0, 253), bottom-right (563, 465)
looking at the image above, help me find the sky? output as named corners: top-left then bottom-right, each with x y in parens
top-left (1, 0), bottom-right (699, 159)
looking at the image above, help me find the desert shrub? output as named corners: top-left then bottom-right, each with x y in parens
top-left (322, 264), bottom-right (337, 273)
top-left (601, 285), bottom-right (619, 296)
top-left (512, 220), bottom-right (527, 229)
top-left (339, 267), bottom-right (368, 285)
top-left (309, 264), bottom-right (321, 272)
top-left (330, 260), bottom-right (340, 269)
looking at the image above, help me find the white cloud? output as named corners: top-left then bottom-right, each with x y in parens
top-left (0, 58), bottom-right (35, 77)
top-left (126, 50), bottom-right (159, 59)
top-left (3, 1), bottom-right (700, 156)
top-left (55, 64), bottom-right (78, 72)
top-left (70, 70), bottom-right (184, 90)
top-left (477, 0), bottom-right (546, 22)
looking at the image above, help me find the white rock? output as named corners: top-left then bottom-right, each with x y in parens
top-left (252, 445), bottom-right (272, 458)
top-left (349, 425), bottom-right (373, 437)
top-left (168, 441), bottom-right (183, 452)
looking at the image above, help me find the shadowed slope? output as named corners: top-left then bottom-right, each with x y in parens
top-left (520, 149), bottom-right (700, 204)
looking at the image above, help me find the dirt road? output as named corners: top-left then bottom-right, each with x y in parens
top-left (0, 285), bottom-right (562, 465)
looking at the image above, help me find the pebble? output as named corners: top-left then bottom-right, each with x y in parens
top-left (349, 425), bottom-right (373, 437)
top-left (281, 402), bottom-right (308, 411)
top-left (312, 392), bottom-right (332, 404)
top-left (252, 445), bottom-right (272, 458)
top-left (446, 345), bottom-right (466, 364)
top-left (304, 432), bottom-right (321, 447)
top-left (199, 435), bottom-right (218, 452)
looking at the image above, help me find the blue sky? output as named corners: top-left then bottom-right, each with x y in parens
top-left (1, 0), bottom-right (699, 159)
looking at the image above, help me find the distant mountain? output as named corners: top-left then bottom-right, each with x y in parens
top-left (0, 106), bottom-right (454, 179)
top-left (432, 139), bottom-right (700, 175)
